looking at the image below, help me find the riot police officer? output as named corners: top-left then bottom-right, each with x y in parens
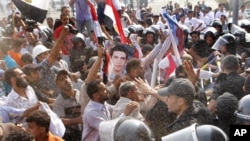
top-left (235, 94), bottom-right (250, 125)
top-left (99, 117), bottom-right (155, 141)
top-left (162, 123), bottom-right (228, 141)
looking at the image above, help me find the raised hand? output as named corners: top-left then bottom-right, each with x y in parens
top-left (124, 101), bottom-right (139, 116)
top-left (133, 77), bottom-right (153, 95)
top-left (183, 60), bottom-right (200, 85)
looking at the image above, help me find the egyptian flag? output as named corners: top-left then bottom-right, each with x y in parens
top-left (88, 1), bottom-right (110, 84)
top-left (104, 0), bottom-right (126, 43)
top-left (88, 0), bottom-right (103, 38)
top-left (165, 53), bottom-right (177, 79)
top-left (12, 0), bottom-right (50, 23)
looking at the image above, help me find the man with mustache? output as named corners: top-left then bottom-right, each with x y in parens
top-left (4, 68), bottom-right (38, 109)
top-left (53, 70), bottom-right (82, 141)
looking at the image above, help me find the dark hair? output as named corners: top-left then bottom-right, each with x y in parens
top-left (220, 14), bottom-right (227, 19)
top-left (26, 110), bottom-right (50, 132)
top-left (4, 68), bottom-right (17, 85)
top-left (192, 40), bottom-right (207, 57)
top-left (4, 130), bottom-right (34, 141)
top-left (179, 14), bottom-right (185, 18)
top-left (190, 31), bottom-right (200, 36)
top-left (219, 3), bottom-right (224, 7)
top-left (222, 55), bottom-right (239, 71)
top-left (119, 81), bottom-right (135, 97)
top-left (217, 92), bottom-right (238, 120)
top-left (61, 6), bottom-right (69, 13)
top-left (175, 65), bottom-right (187, 78)
top-left (110, 44), bottom-right (128, 59)
top-left (46, 17), bottom-right (53, 22)
top-left (142, 44), bottom-right (153, 56)
top-left (60, 13), bottom-right (68, 19)
top-left (193, 12), bottom-right (200, 17)
top-left (225, 41), bottom-right (236, 55)
top-left (87, 79), bottom-right (102, 100)
top-left (21, 53), bottom-right (33, 64)
top-left (126, 58), bottom-right (141, 74)
top-left (71, 59), bottom-right (85, 72)
top-left (165, 75), bottom-right (175, 87)
top-left (204, 31), bottom-right (216, 40)
top-left (241, 4), bottom-right (246, 8)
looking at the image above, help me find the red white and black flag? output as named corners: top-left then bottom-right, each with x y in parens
top-left (12, 0), bottom-right (50, 23)
top-left (104, 0), bottom-right (126, 43)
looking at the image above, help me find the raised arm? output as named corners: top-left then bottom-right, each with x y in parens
top-left (48, 26), bottom-right (69, 66)
top-left (143, 30), bottom-right (167, 66)
top-left (85, 46), bottom-right (104, 84)
top-left (134, 77), bottom-right (165, 102)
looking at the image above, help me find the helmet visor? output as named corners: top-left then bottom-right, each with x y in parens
top-left (162, 123), bottom-right (198, 141)
top-left (211, 36), bottom-right (229, 50)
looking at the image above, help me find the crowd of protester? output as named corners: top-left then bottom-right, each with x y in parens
top-left (1, 0), bottom-right (250, 141)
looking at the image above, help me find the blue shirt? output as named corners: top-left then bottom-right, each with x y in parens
top-left (0, 106), bottom-right (25, 123)
top-left (75, 0), bottom-right (92, 21)
top-left (3, 55), bottom-right (17, 94)
top-left (81, 100), bottom-right (111, 141)
top-left (3, 55), bottom-right (18, 68)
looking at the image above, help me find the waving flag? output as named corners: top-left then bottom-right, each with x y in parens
top-left (12, 0), bottom-right (50, 23)
top-left (162, 12), bottom-right (184, 65)
top-left (88, 0), bottom-right (103, 38)
top-left (104, 0), bottom-right (126, 43)
top-left (88, 0), bottom-right (110, 84)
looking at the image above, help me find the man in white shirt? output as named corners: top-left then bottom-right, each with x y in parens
top-left (120, 4), bottom-right (132, 28)
top-left (179, 14), bottom-right (187, 27)
top-left (192, 13), bottom-right (206, 31)
top-left (112, 81), bottom-right (144, 121)
top-left (82, 79), bottom-right (138, 141)
top-left (185, 11), bottom-right (203, 32)
top-left (206, 7), bottom-right (214, 25)
top-left (215, 3), bottom-right (227, 19)
top-left (185, 11), bottom-right (195, 32)
top-left (239, 4), bottom-right (248, 20)
top-left (4, 68), bottom-right (38, 109)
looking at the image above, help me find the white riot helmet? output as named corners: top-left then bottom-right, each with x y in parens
top-left (235, 94), bottom-right (250, 125)
top-left (99, 117), bottom-right (155, 141)
top-left (162, 123), bottom-right (228, 141)
top-left (211, 33), bottom-right (236, 51)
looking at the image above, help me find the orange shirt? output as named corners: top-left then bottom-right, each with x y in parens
top-left (48, 132), bottom-right (65, 141)
top-left (8, 51), bottom-right (24, 67)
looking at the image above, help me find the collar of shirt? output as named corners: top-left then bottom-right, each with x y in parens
top-left (119, 97), bottom-right (132, 103)
top-left (10, 86), bottom-right (31, 100)
top-left (61, 89), bottom-right (80, 102)
top-left (3, 55), bottom-right (10, 60)
top-left (89, 100), bottom-right (104, 111)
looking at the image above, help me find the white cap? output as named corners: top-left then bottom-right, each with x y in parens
top-left (32, 45), bottom-right (50, 59)
top-left (75, 33), bottom-right (85, 41)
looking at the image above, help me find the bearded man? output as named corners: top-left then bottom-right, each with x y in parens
top-left (4, 68), bottom-right (38, 109)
